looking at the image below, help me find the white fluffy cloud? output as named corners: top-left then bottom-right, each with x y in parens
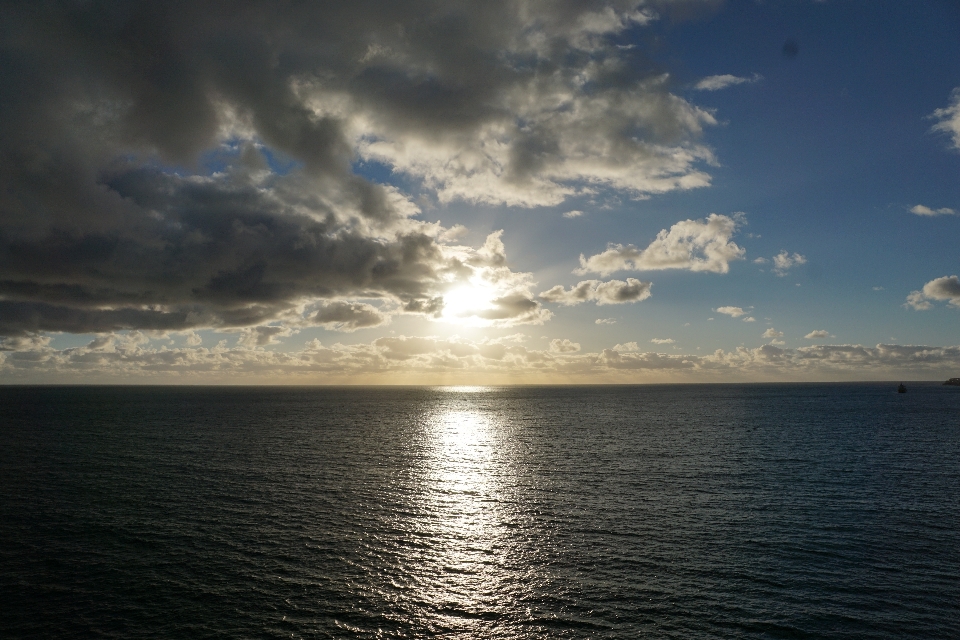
top-left (805, 330), bottom-right (830, 339)
top-left (694, 73), bottom-right (762, 91)
top-left (762, 328), bottom-right (784, 339)
top-left (931, 87), bottom-right (960, 150)
top-left (772, 251), bottom-right (807, 276)
top-left (910, 204), bottom-right (956, 216)
top-left (650, 338), bottom-right (674, 344)
top-left (716, 306), bottom-right (747, 318)
top-left (539, 278), bottom-right (652, 306)
top-left (576, 214), bottom-right (745, 276)
top-left (906, 275), bottom-right (960, 310)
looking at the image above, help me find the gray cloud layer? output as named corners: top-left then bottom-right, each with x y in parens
top-left (539, 278), bottom-right (652, 305)
top-left (0, 0), bottom-right (720, 337)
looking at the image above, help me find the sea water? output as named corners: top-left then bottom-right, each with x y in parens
top-left (1, 383), bottom-right (958, 638)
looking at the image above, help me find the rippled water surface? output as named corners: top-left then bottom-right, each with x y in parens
top-left (2, 384), bottom-right (959, 638)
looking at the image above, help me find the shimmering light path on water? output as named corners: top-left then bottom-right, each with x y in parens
top-left (2, 384), bottom-right (959, 638)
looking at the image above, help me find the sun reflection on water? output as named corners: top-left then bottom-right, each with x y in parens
top-left (432, 385), bottom-right (496, 394)
top-left (411, 405), bottom-right (514, 633)
top-left (431, 411), bottom-right (495, 527)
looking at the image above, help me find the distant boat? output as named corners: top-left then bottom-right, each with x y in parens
top-left (944, 378), bottom-right (960, 387)
top-left (897, 383), bottom-right (906, 393)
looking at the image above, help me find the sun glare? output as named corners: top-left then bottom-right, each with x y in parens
top-left (439, 283), bottom-right (497, 325)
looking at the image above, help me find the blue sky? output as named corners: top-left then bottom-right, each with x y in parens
top-left (1, 0), bottom-right (958, 382)
top-left (350, 0), bottom-right (960, 356)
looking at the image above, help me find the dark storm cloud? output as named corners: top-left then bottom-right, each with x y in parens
top-left (0, 0), bottom-right (717, 336)
top-left (0, 162), bottom-right (448, 333)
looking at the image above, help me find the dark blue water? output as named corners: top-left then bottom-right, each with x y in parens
top-left (1, 384), bottom-right (959, 638)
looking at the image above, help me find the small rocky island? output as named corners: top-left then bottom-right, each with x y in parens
top-left (944, 378), bottom-right (960, 386)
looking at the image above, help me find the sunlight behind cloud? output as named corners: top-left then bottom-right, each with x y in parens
top-left (440, 283), bottom-right (499, 325)
top-left (2, 0), bottom-right (959, 383)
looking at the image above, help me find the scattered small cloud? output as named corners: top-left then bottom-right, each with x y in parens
top-left (805, 330), bottom-right (831, 339)
top-left (930, 87), bottom-right (960, 151)
top-left (716, 306), bottom-right (747, 318)
top-left (613, 341), bottom-right (639, 352)
top-left (873, 286), bottom-right (884, 291)
top-left (772, 251), bottom-right (807, 276)
top-left (910, 204), bottom-right (956, 216)
top-left (753, 257), bottom-right (769, 264)
top-left (563, 210), bottom-right (585, 219)
top-left (742, 316), bottom-right (756, 322)
top-left (762, 328), bottom-right (784, 339)
top-left (906, 275), bottom-right (960, 310)
top-left (694, 73), bottom-right (762, 91)
top-left (651, 338), bottom-right (675, 344)
top-left (595, 318), bottom-right (617, 325)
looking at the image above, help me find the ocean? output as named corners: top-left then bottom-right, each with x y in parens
top-left (1, 383), bottom-right (958, 638)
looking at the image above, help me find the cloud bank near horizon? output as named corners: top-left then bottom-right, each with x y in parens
top-left (2, 333), bottom-right (957, 383)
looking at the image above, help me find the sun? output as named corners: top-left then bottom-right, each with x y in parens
top-left (440, 282), bottom-right (498, 325)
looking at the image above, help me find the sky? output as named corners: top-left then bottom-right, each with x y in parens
top-left (1, 0), bottom-right (959, 384)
